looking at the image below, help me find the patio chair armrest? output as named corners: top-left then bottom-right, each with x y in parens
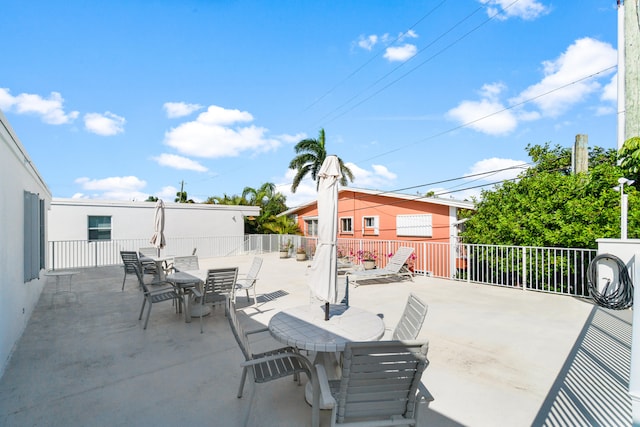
top-left (240, 352), bottom-right (311, 369)
top-left (314, 364), bottom-right (336, 409)
top-left (245, 327), bottom-right (270, 336)
top-left (417, 382), bottom-right (434, 404)
top-left (190, 288), bottom-right (202, 298)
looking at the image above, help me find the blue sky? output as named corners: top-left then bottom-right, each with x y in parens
top-left (0, 0), bottom-right (619, 208)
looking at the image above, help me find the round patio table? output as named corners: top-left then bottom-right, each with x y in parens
top-left (268, 304), bottom-right (385, 408)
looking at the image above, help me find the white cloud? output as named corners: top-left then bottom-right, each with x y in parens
top-left (479, 0), bottom-right (549, 20)
top-left (157, 186), bottom-right (178, 200)
top-left (84, 111), bottom-right (126, 136)
top-left (164, 104), bottom-right (282, 158)
top-left (357, 34), bottom-right (379, 51)
top-left (163, 101), bottom-right (203, 118)
top-left (74, 175), bottom-right (149, 201)
top-left (347, 162), bottom-right (398, 188)
top-left (448, 98), bottom-right (518, 135)
top-left (275, 169), bottom-right (318, 208)
top-left (512, 38), bottom-right (616, 117)
top-left (278, 132), bottom-right (307, 144)
top-left (466, 158), bottom-right (528, 182)
top-left (601, 73), bottom-right (617, 103)
top-left (384, 44), bottom-right (417, 62)
top-left (0, 88), bottom-right (79, 124)
top-left (448, 37), bottom-right (616, 135)
top-left (275, 162), bottom-right (397, 208)
top-left (153, 153), bottom-right (208, 172)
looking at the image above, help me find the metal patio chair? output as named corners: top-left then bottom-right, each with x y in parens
top-left (133, 265), bottom-right (183, 330)
top-left (198, 267), bottom-right (238, 332)
top-left (393, 293), bottom-right (428, 341)
top-left (120, 250), bottom-right (142, 291)
top-left (226, 300), bottom-right (317, 425)
top-left (315, 340), bottom-right (434, 427)
top-left (233, 257), bottom-right (263, 305)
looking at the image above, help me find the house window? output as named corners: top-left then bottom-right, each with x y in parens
top-left (88, 216), bottom-right (112, 241)
top-left (362, 216), bottom-right (379, 235)
top-left (24, 191), bottom-right (46, 282)
top-left (304, 218), bottom-right (318, 236)
top-left (396, 214), bottom-right (432, 237)
top-left (340, 217), bottom-right (353, 234)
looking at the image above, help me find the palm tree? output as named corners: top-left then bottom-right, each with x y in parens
top-left (289, 128), bottom-right (354, 193)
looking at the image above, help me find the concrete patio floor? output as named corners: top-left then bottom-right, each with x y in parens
top-left (0, 253), bottom-right (633, 426)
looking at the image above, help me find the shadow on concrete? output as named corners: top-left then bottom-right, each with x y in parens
top-left (532, 304), bottom-right (632, 426)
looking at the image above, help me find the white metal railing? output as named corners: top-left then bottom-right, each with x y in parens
top-left (48, 235), bottom-right (597, 298)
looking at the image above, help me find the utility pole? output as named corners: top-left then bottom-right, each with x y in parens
top-left (624, 0), bottom-right (640, 142)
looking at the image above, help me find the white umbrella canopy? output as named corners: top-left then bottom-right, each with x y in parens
top-left (308, 156), bottom-right (342, 308)
top-left (149, 199), bottom-right (166, 256)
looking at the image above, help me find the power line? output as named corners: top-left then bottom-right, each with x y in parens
top-left (303, 0), bottom-right (451, 112)
top-left (315, 0), bottom-right (522, 127)
top-left (354, 64), bottom-right (618, 164)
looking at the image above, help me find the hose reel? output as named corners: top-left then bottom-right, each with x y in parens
top-left (586, 253), bottom-right (634, 310)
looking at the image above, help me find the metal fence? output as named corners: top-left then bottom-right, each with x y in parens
top-left (48, 235), bottom-right (597, 298)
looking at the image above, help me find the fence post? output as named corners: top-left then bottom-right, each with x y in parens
top-left (521, 247), bottom-right (527, 291)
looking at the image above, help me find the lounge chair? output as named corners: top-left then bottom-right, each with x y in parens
top-left (346, 246), bottom-right (415, 287)
top-left (233, 257), bottom-right (263, 305)
top-left (393, 293), bottom-right (428, 340)
top-left (315, 340), bottom-right (434, 426)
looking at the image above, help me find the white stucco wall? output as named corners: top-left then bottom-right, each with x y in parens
top-left (0, 110), bottom-right (52, 378)
top-left (49, 199), bottom-right (260, 241)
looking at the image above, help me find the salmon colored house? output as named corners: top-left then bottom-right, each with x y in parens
top-left (283, 187), bottom-right (475, 243)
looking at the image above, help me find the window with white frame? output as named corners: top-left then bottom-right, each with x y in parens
top-left (362, 215), bottom-right (379, 235)
top-left (304, 218), bottom-right (318, 236)
top-left (88, 216), bottom-right (112, 241)
top-left (24, 191), bottom-right (45, 282)
top-left (396, 214), bottom-right (432, 237)
top-left (340, 217), bottom-right (353, 234)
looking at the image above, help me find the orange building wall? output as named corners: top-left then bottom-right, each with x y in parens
top-left (294, 190), bottom-right (453, 243)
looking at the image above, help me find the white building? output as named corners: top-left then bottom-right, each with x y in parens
top-left (0, 110), bottom-right (51, 377)
top-left (48, 199), bottom-right (261, 268)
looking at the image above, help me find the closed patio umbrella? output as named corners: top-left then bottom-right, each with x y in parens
top-left (149, 199), bottom-right (166, 256)
top-left (308, 155), bottom-right (342, 320)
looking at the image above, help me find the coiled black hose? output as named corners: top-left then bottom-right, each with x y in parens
top-left (587, 253), bottom-right (634, 310)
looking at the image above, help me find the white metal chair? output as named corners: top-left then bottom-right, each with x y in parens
top-left (393, 293), bottom-right (428, 341)
top-left (133, 265), bottom-right (183, 330)
top-left (227, 300), bottom-right (321, 426)
top-left (120, 251), bottom-right (141, 291)
top-left (199, 267), bottom-right (238, 333)
top-left (346, 247), bottom-right (415, 287)
top-left (169, 255), bottom-right (199, 272)
top-left (315, 340), bottom-right (434, 427)
top-left (233, 257), bottom-right (263, 304)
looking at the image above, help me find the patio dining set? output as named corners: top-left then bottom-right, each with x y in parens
top-left (119, 248), bottom-right (433, 426)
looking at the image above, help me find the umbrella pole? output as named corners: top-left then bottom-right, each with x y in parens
top-left (325, 302), bottom-right (330, 321)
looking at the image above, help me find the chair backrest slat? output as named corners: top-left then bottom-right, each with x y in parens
top-left (120, 251), bottom-right (140, 273)
top-left (172, 255), bottom-right (199, 271)
top-left (246, 257), bottom-right (263, 282)
top-left (202, 268), bottom-right (238, 309)
top-left (226, 301), bottom-right (252, 360)
top-left (337, 340), bottom-right (429, 423)
top-left (393, 293), bottom-right (428, 341)
top-left (384, 247), bottom-right (414, 273)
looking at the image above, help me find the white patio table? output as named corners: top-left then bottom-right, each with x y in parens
top-left (140, 254), bottom-right (174, 283)
top-left (268, 304), bottom-right (385, 407)
top-left (166, 269), bottom-right (211, 323)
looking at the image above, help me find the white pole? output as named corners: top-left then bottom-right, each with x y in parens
top-left (617, 0), bottom-right (626, 151)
